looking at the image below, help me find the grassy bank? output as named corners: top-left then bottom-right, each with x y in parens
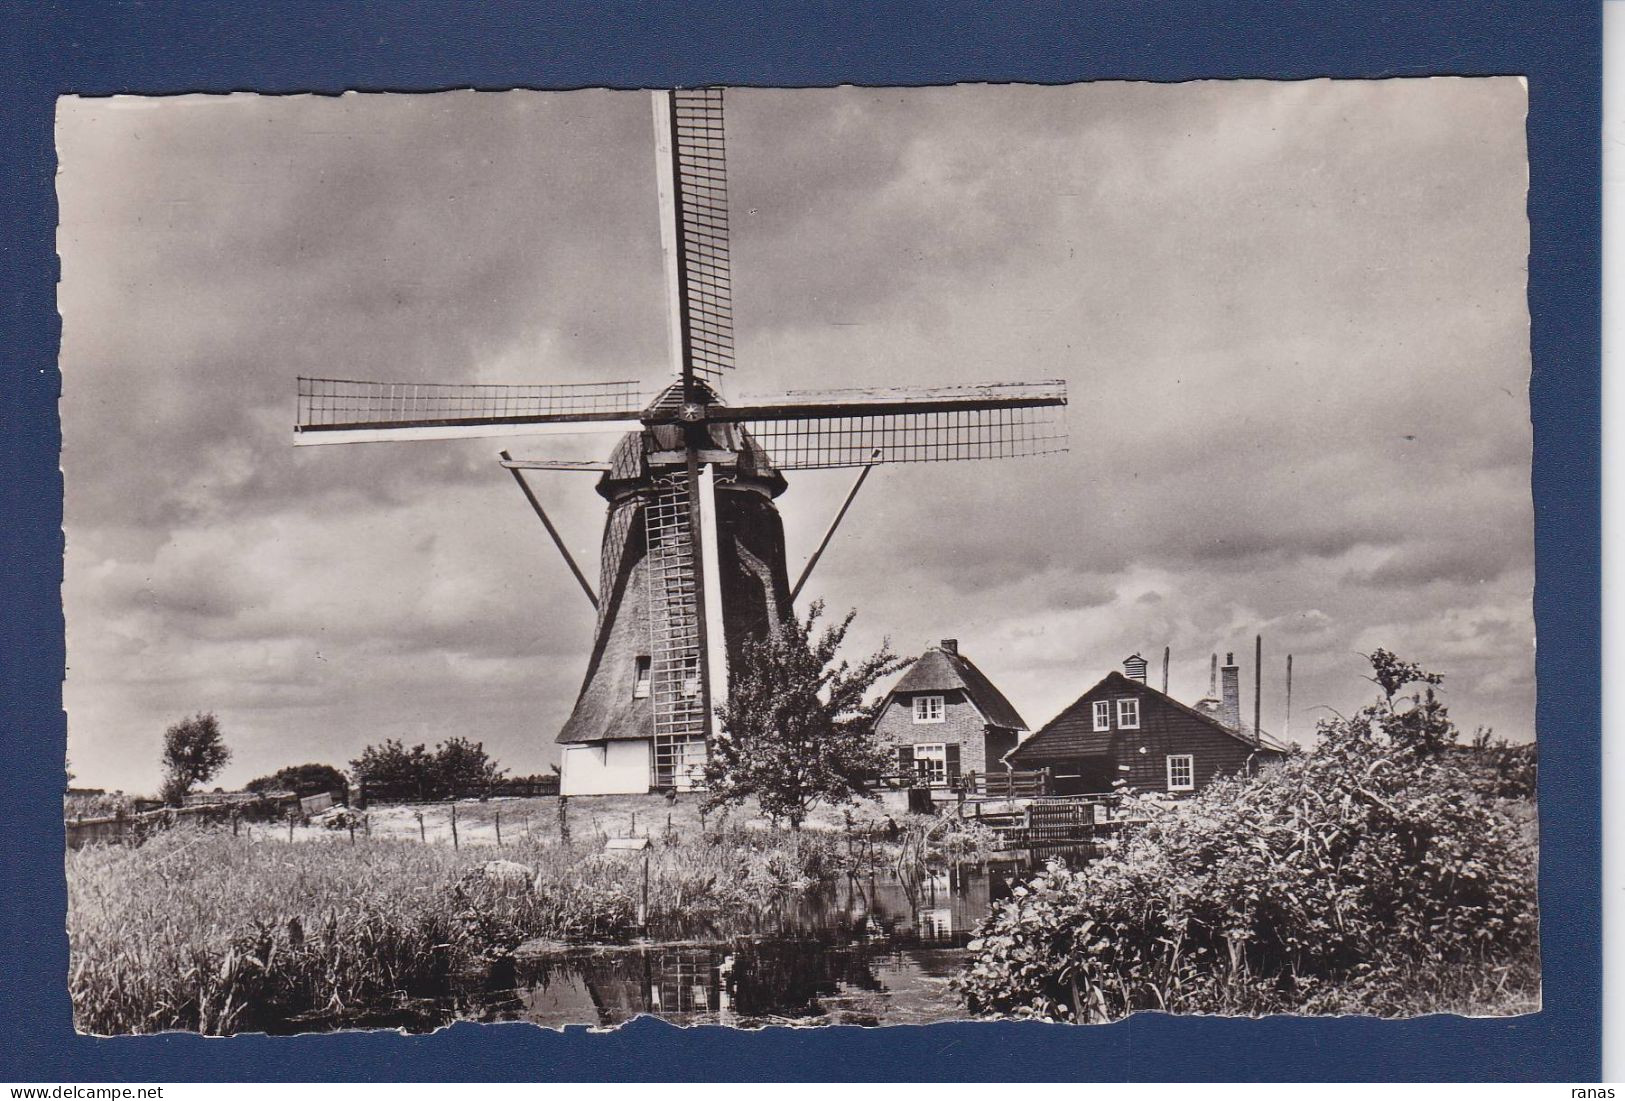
top-left (66, 820), bottom-right (854, 1035)
top-left (958, 715), bottom-right (1541, 1022)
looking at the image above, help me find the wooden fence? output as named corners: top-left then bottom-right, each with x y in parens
top-left (356, 774), bottom-right (559, 807)
top-left (66, 789), bottom-right (347, 849)
top-left (66, 801), bottom-right (241, 849)
top-left (963, 793), bottom-right (1127, 849)
top-left (959, 769), bottom-right (1052, 799)
top-left (182, 790), bottom-right (285, 807)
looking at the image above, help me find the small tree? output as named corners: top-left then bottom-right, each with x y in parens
top-left (160, 712), bottom-right (231, 805)
top-left (350, 739), bottom-right (435, 799)
top-left (434, 737), bottom-right (505, 796)
top-left (705, 602), bottom-right (909, 829)
top-left (1359, 648), bottom-right (1456, 757)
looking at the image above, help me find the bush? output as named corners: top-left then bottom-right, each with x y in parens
top-left (959, 702), bottom-right (1539, 1020)
top-left (1456, 740), bottom-right (1538, 801)
top-left (246, 763), bottom-right (348, 798)
top-left (350, 738), bottom-right (506, 802)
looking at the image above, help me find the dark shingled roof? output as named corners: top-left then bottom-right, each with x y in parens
top-left (886, 645), bottom-right (1028, 731)
top-left (1008, 670), bottom-right (1291, 766)
top-left (1007, 724), bottom-right (1114, 761)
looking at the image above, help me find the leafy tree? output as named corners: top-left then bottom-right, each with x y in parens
top-left (159, 712), bottom-right (231, 805)
top-left (350, 737), bottom-right (505, 800)
top-left (245, 763), bottom-right (349, 797)
top-left (350, 739), bottom-right (434, 798)
top-left (1363, 647), bottom-right (1443, 705)
top-left (1358, 648), bottom-right (1456, 756)
top-left (705, 602), bottom-right (909, 829)
top-left (434, 737), bottom-right (505, 795)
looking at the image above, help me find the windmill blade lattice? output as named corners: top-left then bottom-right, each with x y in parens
top-left (295, 376), bottom-right (646, 441)
top-left (667, 89), bottom-right (735, 384)
top-left (721, 381), bottom-right (1070, 469)
top-left (743, 404), bottom-right (1068, 469)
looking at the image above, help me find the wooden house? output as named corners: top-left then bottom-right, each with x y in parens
top-left (1007, 653), bottom-right (1289, 795)
top-left (873, 639), bottom-right (1029, 790)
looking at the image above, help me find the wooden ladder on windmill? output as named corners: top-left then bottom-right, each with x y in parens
top-left (645, 472), bottom-right (707, 790)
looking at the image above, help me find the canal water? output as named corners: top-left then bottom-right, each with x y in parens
top-left (462, 863), bottom-right (1036, 1030)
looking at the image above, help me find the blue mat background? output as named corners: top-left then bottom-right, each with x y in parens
top-left (0, 0), bottom-right (1601, 1081)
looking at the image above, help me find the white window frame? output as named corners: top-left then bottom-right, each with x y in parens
top-left (632, 656), bottom-right (652, 699)
top-left (1166, 754), bottom-right (1195, 791)
top-left (913, 743), bottom-right (948, 786)
top-left (912, 694), bottom-right (945, 724)
top-left (1117, 697), bottom-right (1141, 730)
top-left (1092, 700), bottom-right (1112, 732)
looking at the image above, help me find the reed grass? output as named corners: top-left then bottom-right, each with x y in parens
top-left (66, 820), bottom-right (849, 1035)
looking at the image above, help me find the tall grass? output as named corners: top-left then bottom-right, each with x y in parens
top-left (67, 821), bottom-right (849, 1034)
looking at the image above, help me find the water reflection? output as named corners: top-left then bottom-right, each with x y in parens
top-left (498, 866), bottom-right (1024, 1028)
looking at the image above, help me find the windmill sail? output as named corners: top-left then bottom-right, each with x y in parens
top-left (723, 380), bottom-right (1069, 469)
top-left (648, 88), bottom-right (738, 766)
top-left (654, 88), bottom-right (734, 385)
top-left (294, 376), bottom-right (645, 444)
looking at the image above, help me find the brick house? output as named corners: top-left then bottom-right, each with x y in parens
top-left (1008, 653), bottom-right (1290, 796)
top-left (873, 639), bottom-right (1028, 789)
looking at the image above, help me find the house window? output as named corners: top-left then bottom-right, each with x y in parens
top-left (913, 743), bottom-right (948, 786)
top-left (913, 694), bottom-right (945, 724)
top-left (1166, 754), bottom-right (1195, 791)
top-left (1092, 700), bottom-right (1112, 732)
top-left (632, 656), bottom-right (652, 698)
top-left (1117, 697), bottom-right (1141, 730)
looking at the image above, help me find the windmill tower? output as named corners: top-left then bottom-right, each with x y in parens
top-left (294, 89), bottom-right (1068, 795)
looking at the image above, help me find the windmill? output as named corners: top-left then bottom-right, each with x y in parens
top-left (294, 89), bottom-right (1068, 795)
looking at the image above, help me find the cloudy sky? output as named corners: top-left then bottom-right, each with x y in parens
top-left (58, 79), bottom-right (1533, 793)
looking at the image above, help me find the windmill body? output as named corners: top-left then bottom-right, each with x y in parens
top-left (294, 89), bottom-right (1068, 796)
top-left (557, 383), bottom-right (792, 793)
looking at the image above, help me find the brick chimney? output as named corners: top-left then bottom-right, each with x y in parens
top-left (939, 639), bottom-right (958, 656)
top-left (1122, 653), bottom-right (1148, 683)
top-left (1220, 652), bottom-right (1241, 731)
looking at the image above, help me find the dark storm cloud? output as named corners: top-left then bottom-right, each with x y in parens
top-left (60, 92), bottom-right (670, 530)
top-left (59, 80), bottom-right (1534, 792)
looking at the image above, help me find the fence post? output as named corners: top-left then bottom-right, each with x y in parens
top-left (495, 810), bottom-right (502, 846)
top-left (287, 812), bottom-right (295, 842)
top-left (558, 796), bottom-right (570, 845)
top-left (450, 802), bottom-right (459, 850)
top-left (639, 851), bottom-right (650, 927)
top-left (416, 810), bottom-right (426, 843)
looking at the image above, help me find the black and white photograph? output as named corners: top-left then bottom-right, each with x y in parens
top-left (59, 80), bottom-right (1538, 1034)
